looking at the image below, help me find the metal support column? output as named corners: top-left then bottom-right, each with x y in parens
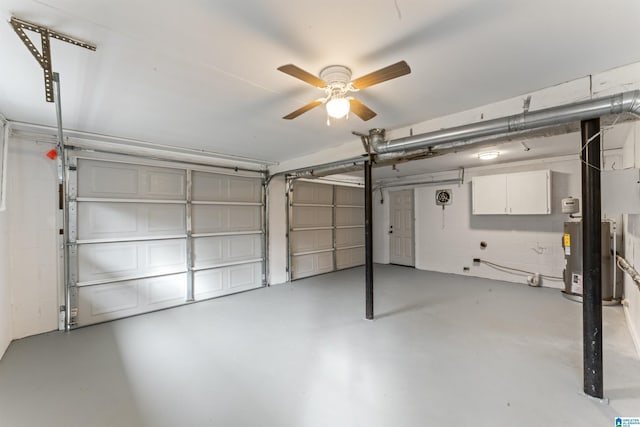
top-left (581, 118), bottom-right (603, 399)
top-left (364, 160), bottom-right (374, 320)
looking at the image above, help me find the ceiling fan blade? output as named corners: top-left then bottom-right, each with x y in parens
top-left (351, 60), bottom-right (411, 89)
top-left (283, 99), bottom-right (325, 120)
top-left (277, 64), bottom-right (327, 88)
top-left (349, 98), bottom-right (377, 121)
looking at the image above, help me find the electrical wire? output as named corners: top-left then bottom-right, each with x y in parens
top-left (479, 259), bottom-right (564, 281)
top-left (576, 114), bottom-right (621, 172)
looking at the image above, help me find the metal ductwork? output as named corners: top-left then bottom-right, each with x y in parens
top-left (369, 90), bottom-right (640, 154)
top-left (286, 157), bottom-right (367, 178)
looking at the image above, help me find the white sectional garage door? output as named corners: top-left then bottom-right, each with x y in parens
top-left (290, 181), bottom-right (364, 280)
top-left (69, 156), bottom-right (264, 327)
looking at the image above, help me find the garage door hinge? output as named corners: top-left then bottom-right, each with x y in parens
top-left (68, 165), bottom-right (77, 171)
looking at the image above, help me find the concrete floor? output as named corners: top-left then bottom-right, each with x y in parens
top-left (0, 265), bottom-right (639, 427)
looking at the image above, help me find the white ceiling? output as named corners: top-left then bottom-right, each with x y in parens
top-left (2, 0), bottom-right (640, 166)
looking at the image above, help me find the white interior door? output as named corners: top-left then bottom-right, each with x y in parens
top-left (389, 189), bottom-right (415, 266)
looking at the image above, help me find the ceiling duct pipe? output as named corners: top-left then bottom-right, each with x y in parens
top-left (369, 90), bottom-right (640, 154)
top-left (286, 157), bottom-right (367, 178)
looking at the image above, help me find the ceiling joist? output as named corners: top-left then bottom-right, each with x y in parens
top-left (9, 16), bottom-right (96, 102)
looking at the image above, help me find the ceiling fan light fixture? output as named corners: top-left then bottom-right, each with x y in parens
top-left (326, 97), bottom-right (350, 119)
top-left (278, 61), bottom-right (410, 122)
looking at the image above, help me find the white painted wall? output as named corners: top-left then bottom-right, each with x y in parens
top-left (370, 154), bottom-right (581, 288)
top-left (0, 121), bottom-right (12, 359)
top-left (0, 207), bottom-right (10, 359)
top-left (372, 145), bottom-right (625, 290)
top-left (6, 135), bottom-right (59, 339)
top-left (415, 156), bottom-right (581, 288)
top-left (268, 175), bottom-right (288, 285)
top-left (621, 122), bottom-right (640, 356)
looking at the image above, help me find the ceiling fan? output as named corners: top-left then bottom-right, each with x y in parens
top-left (277, 60), bottom-right (411, 125)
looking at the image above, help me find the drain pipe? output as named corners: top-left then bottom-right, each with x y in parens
top-left (369, 90), bottom-right (640, 154)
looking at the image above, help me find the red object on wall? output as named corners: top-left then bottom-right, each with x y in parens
top-left (46, 148), bottom-right (58, 160)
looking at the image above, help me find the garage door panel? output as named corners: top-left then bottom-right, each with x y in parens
top-left (79, 244), bottom-right (138, 278)
top-left (290, 229), bottom-right (333, 253)
top-left (192, 172), bottom-right (261, 202)
top-left (291, 252), bottom-right (334, 279)
top-left (193, 235), bottom-right (262, 269)
top-left (194, 262), bottom-right (262, 300)
top-left (291, 206), bottom-right (332, 229)
top-left (78, 160), bottom-right (186, 200)
top-left (336, 247), bottom-right (365, 270)
top-left (73, 157), bottom-right (264, 327)
top-left (192, 205), bottom-right (261, 234)
top-left (293, 181), bottom-right (333, 204)
top-left (84, 165), bottom-right (138, 196)
top-left (148, 206), bottom-right (186, 233)
top-left (76, 273), bottom-right (187, 325)
top-left (78, 239), bottom-right (187, 283)
top-left (86, 282), bottom-right (139, 316)
top-left (289, 181), bottom-right (365, 280)
top-left (335, 227), bottom-right (365, 248)
top-left (146, 241), bottom-right (185, 268)
top-left (335, 186), bottom-right (364, 206)
top-left (78, 202), bottom-right (185, 240)
top-left (335, 207), bottom-right (364, 227)
top-left (147, 171), bottom-right (185, 197)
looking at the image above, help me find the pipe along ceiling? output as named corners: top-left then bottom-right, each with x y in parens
top-left (285, 90), bottom-right (640, 179)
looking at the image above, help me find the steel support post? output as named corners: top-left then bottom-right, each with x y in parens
top-left (581, 118), bottom-right (603, 399)
top-left (364, 160), bottom-right (374, 320)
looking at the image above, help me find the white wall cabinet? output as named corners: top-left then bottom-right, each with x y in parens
top-left (472, 170), bottom-right (551, 215)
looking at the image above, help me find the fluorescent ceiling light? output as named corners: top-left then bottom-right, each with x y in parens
top-left (478, 151), bottom-right (499, 160)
